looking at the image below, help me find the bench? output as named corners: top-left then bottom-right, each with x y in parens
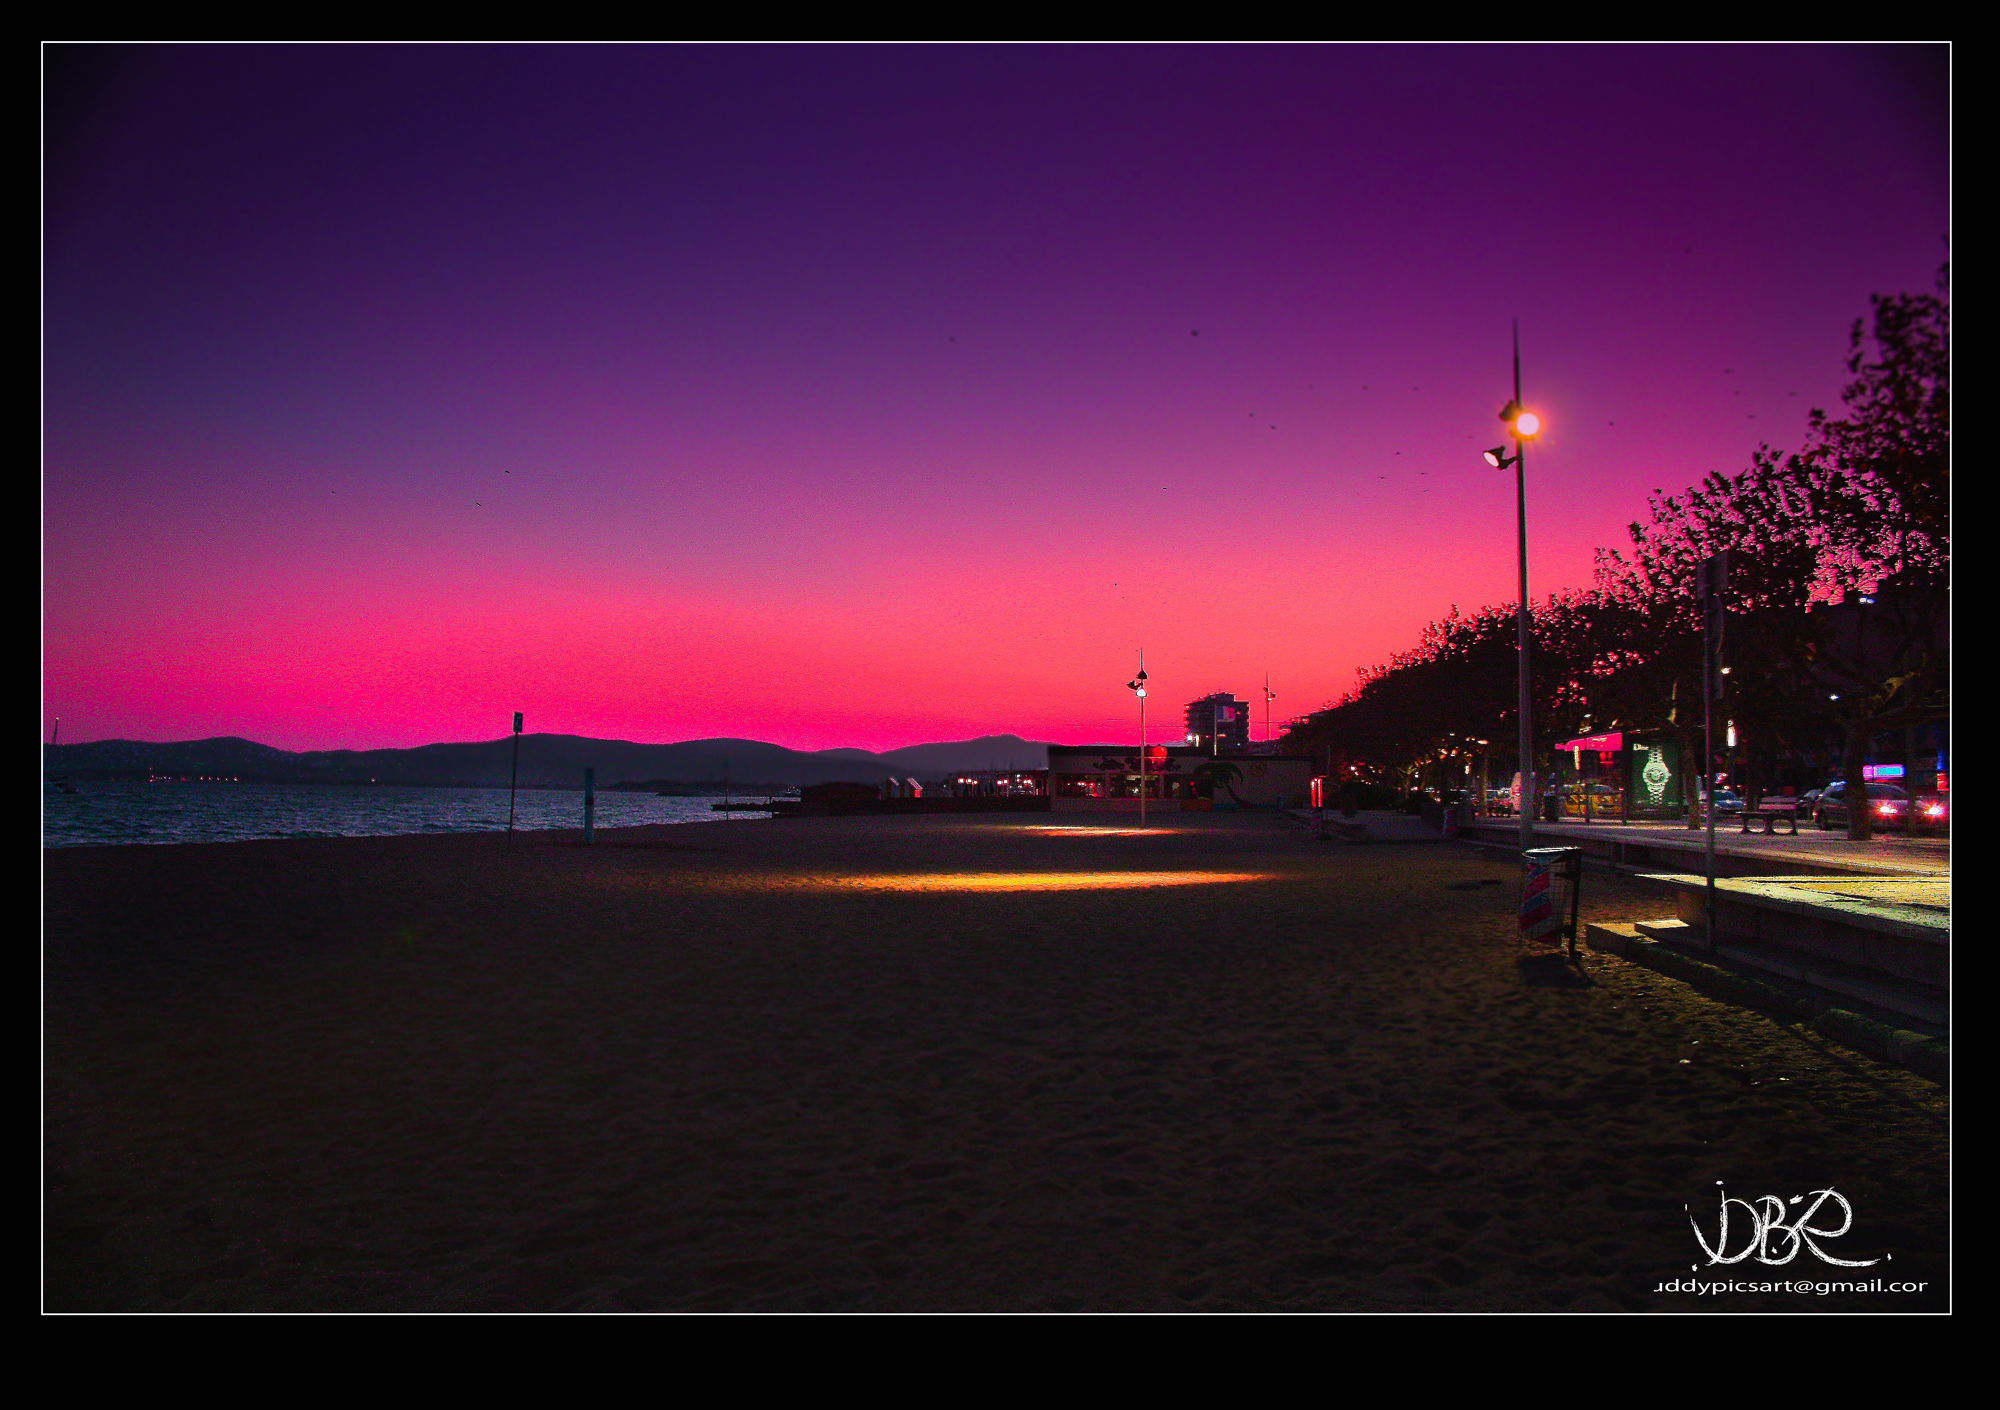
top-left (1739, 803), bottom-right (1799, 836)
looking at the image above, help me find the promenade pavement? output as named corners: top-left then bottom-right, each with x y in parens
top-left (1463, 817), bottom-right (1948, 878)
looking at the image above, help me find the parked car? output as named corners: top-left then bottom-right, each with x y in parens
top-left (1813, 781), bottom-right (1916, 830)
top-left (1702, 788), bottom-right (1746, 816)
top-left (1795, 788), bottom-right (1824, 812)
top-left (1911, 793), bottom-right (1950, 832)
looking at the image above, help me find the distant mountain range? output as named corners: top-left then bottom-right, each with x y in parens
top-left (43, 733), bottom-right (1055, 788)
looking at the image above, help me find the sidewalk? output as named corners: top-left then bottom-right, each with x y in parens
top-left (1463, 817), bottom-right (1947, 879)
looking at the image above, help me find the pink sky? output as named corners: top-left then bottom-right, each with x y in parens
top-left (44, 45), bottom-right (1948, 751)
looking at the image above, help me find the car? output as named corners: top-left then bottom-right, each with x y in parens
top-left (1813, 781), bottom-right (1916, 831)
top-left (1702, 788), bottom-right (1745, 815)
top-left (1795, 788), bottom-right (1824, 812)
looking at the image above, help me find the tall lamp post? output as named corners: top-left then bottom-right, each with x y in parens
top-left (1126, 652), bottom-right (1149, 828)
top-left (1483, 322), bottom-right (1542, 850)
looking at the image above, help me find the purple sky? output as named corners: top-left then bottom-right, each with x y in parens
top-left (43, 44), bottom-right (1949, 751)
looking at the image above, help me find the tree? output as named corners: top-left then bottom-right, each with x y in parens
top-left (1599, 272), bottom-right (1948, 838)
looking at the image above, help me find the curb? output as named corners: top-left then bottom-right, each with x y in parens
top-left (1584, 923), bottom-right (1948, 1087)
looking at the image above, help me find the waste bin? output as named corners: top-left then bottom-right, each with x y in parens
top-left (1520, 846), bottom-right (1583, 958)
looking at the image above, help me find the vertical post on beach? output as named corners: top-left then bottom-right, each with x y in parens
top-left (723, 758), bottom-right (731, 821)
top-left (584, 767), bottom-right (595, 844)
top-left (507, 711), bottom-right (523, 849)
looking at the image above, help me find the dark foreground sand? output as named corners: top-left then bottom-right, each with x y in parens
top-left (45, 815), bottom-right (1948, 1312)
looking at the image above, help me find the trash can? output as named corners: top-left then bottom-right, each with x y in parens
top-left (1520, 846), bottom-right (1583, 958)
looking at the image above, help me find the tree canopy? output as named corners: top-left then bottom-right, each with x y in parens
top-left (1284, 272), bottom-right (1948, 837)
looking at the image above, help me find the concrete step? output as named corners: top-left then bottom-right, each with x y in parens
top-left (1632, 919), bottom-right (1946, 1027)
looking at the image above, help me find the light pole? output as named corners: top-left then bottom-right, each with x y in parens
top-left (1483, 322), bottom-right (1542, 851)
top-left (1264, 674), bottom-right (1277, 744)
top-left (1127, 652), bottom-right (1149, 828)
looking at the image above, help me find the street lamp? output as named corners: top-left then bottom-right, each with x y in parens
top-left (1127, 652), bottom-right (1149, 828)
top-left (1482, 320), bottom-right (1541, 850)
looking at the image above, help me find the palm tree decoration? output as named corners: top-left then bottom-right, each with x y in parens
top-left (1194, 759), bottom-right (1248, 807)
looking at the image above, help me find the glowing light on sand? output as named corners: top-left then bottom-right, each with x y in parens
top-left (1022, 826), bottom-right (1188, 837)
top-left (747, 871), bottom-right (1272, 893)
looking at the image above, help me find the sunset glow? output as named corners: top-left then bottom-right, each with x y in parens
top-left (44, 47), bottom-right (1945, 753)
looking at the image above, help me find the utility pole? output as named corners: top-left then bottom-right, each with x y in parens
top-left (1699, 553), bottom-right (1729, 955)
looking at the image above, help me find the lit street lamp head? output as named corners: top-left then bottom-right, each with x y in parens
top-left (1497, 400), bottom-right (1541, 440)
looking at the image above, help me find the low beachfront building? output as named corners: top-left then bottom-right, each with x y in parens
top-left (1048, 745), bottom-right (1316, 813)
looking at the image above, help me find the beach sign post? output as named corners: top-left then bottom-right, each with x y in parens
top-left (507, 712), bottom-right (523, 849)
top-left (584, 766), bottom-right (595, 844)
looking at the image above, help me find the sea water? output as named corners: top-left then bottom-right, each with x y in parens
top-left (42, 780), bottom-right (773, 848)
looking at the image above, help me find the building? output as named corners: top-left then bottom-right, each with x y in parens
top-left (1048, 745), bottom-right (1316, 812)
top-left (1184, 694), bottom-right (1250, 754)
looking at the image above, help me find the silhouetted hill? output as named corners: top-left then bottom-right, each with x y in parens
top-left (46, 733), bottom-right (1054, 787)
top-left (875, 735), bottom-right (1047, 773)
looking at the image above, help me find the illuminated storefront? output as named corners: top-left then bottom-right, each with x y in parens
top-left (1048, 745), bottom-right (1316, 813)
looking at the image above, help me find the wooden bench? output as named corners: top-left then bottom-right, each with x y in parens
top-left (1739, 802), bottom-right (1799, 836)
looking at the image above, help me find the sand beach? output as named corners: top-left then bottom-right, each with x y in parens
top-left (44, 814), bottom-right (1948, 1312)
